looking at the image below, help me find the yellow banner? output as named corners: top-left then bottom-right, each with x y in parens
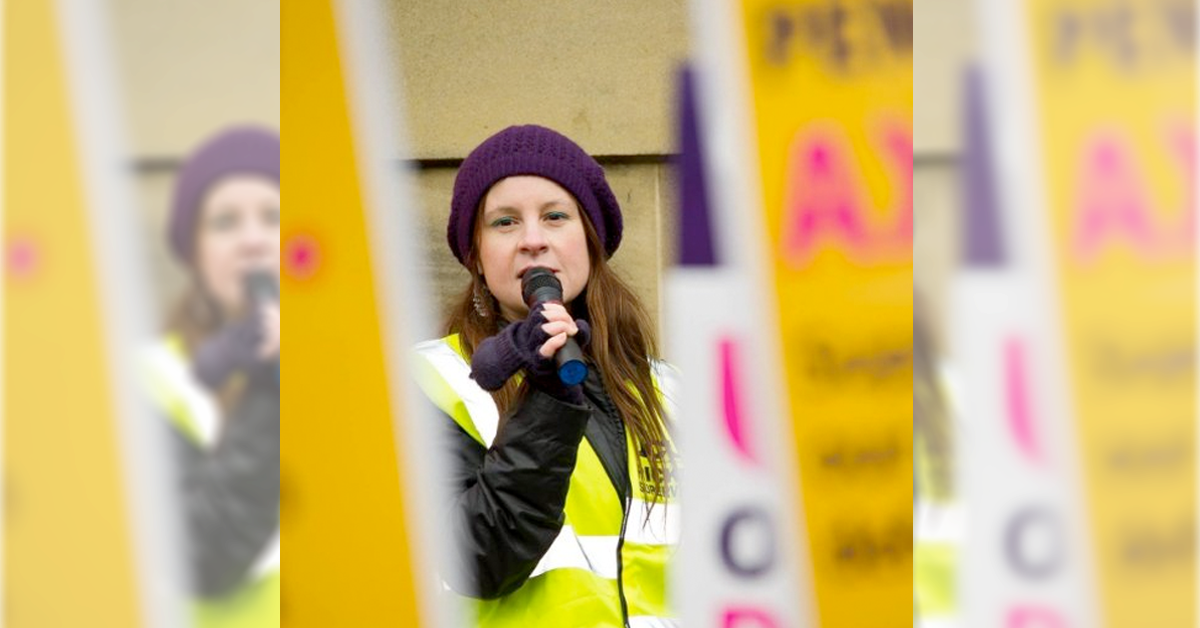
top-left (4, 1), bottom-right (142, 625)
top-left (741, 1), bottom-right (913, 625)
top-left (282, 1), bottom-right (423, 624)
top-left (1028, 0), bottom-right (1195, 625)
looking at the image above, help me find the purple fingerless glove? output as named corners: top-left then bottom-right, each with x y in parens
top-left (470, 305), bottom-right (591, 404)
top-left (192, 315), bottom-right (263, 392)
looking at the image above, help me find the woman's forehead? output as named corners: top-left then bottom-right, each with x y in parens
top-left (483, 175), bottom-right (575, 209)
top-left (202, 174), bottom-right (280, 207)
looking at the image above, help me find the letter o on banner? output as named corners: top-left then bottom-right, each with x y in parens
top-left (723, 606), bottom-right (781, 627)
top-left (1004, 506), bottom-right (1064, 580)
top-left (1008, 606), bottom-right (1067, 628)
top-left (720, 507), bottom-right (776, 578)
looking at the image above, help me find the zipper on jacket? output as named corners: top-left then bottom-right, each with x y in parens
top-left (617, 493), bottom-right (631, 628)
top-left (585, 363), bottom-right (632, 626)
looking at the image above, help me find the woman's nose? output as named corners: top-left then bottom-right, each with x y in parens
top-left (519, 223), bottom-right (549, 252)
top-left (238, 222), bottom-right (275, 258)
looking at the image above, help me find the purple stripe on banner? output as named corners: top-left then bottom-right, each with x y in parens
top-left (678, 65), bottom-right (718, 266)
top-left (962, 66), bottom-right (1006, 267)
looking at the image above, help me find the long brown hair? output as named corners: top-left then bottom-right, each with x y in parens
top-left (444, 201), bottom-right (674, 505)
top-left (914, 296), bottom-right (953, 500)
top-left (166, 273), bottom-right (222, 352)
top-left (165, 273), bottom-right (247, 416)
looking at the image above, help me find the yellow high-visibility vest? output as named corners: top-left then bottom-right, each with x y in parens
top-left (412, 334), bottom-right (679, 628)
top-left (141, 336), bottom-right (281, 628)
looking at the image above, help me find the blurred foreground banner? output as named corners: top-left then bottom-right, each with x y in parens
top-left (5, 0), bottom-right (182, 626)
top-left (960, 0), bottom-right (1195, 626)
top-left (282, 0), bottom-right (451, 625)
top-left (672, 0), bottom-right (911, 626)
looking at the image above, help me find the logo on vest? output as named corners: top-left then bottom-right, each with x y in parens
top-left (637, 442), bottom-right (677, 500)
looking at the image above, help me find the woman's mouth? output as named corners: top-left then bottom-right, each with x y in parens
top-left (518, 266), bottom-right (557, 280)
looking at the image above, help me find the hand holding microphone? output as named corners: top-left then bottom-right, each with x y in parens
top-left (469, 267), bottom-right (590, 403)
top-left (191, 271), bottom-right (279, 391)
top-left (256, 305), bottom-right (280, 360)
top-left (521, 267), bottom-right (588, 386)
top-left (243, 270), bottom-right (280, 361)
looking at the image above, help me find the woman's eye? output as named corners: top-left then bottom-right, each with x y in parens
top-left (545, 211), bottom-right (569, 222)
top-left (262, 206), bottom-right (280, 227)
top-left (490, 217), bottom-right (516, 228)
top-left (208, 211), bottom-right (239, 232)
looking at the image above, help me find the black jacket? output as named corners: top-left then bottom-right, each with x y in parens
top-left (439, 366), bottom-right (630, 599)
top-left (168, 364), bottom-right (280, 598)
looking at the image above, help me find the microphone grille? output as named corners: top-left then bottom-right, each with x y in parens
top-left (244, 271), bottom-right (279, 301)
top-left (521, 267), bottom-right (560, 301)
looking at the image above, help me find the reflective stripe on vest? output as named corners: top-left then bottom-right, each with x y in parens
top-left (412, 334), bottom-right (679, 626)
top-left (140, 336), bottom-right (281, 628)
top-left (914, 366), bottom-right (961, 626)
top-left (916, 439), bottom-right (964, 619)
top-left (141, 336), bottom-right (221, 445)
top-left (915, 500), bottom-right (960, 622)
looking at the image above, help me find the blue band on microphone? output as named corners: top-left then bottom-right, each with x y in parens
top-left (559, 360), bottom-right (587, 386)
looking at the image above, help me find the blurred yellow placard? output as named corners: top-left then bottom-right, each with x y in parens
top-left (740, 0), bottom-right (913, 625)
top-left (4, 1), bottom-right (142, 626)
top-left (281, 0), bottom-right (424, 624)
top-left (1028, 0), bottom-right (1195, 625)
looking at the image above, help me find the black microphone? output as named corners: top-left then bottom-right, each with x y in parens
top-left (243, 270), bottom-right (280, 380)
top-left (244, 270), bottom-right (278, 307)
top-left (521, 267), bottom-right (588, 386)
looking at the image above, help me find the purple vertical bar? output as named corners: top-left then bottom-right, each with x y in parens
top-left (962, 66), bottom-right (1006, 268)
top-left (677, 65), bottom-right (718, 266)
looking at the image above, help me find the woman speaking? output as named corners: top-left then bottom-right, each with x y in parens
top-left (141, 127), bottom-right (280, 627)
top-left (413, 125), bottom-right (680, 627)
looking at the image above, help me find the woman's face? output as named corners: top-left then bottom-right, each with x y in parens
top-left (477, 175), bottom-right (591, 321)
top-left (195, 175), bottom-right (280, 316)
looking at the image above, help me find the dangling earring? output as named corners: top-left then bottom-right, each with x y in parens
top-left (473, 278), bottom-right (492, 318)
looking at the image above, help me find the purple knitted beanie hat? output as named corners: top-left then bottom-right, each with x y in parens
top-left (168, 126), bottom-right (280, 263)
top-left (448, 125), bottom-right (623, 266)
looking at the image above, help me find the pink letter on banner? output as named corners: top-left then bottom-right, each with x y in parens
top-left (880, 123), bottom-right (913, 257)
top-left (1072, 132), bottom-right (1158, 263)
top-left (286, 232), bottom-right (322, 280)
top-left (720, 337), bottom-right (757, 466)
top-left (781, 127), bottom-right (870, 267)
top-left (723, 607), bottom-right (781, 627)
top-left (6, 234), bottom-right (41, 280)
top-left (1165, 121), bottom-right (1196, 255)
top-left (1008, 606), bottom-right (1068, 627)
top-left (781, 122), bottom-right (912, 267)
top-left (1004, 338), bottom-right (1041, 464)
